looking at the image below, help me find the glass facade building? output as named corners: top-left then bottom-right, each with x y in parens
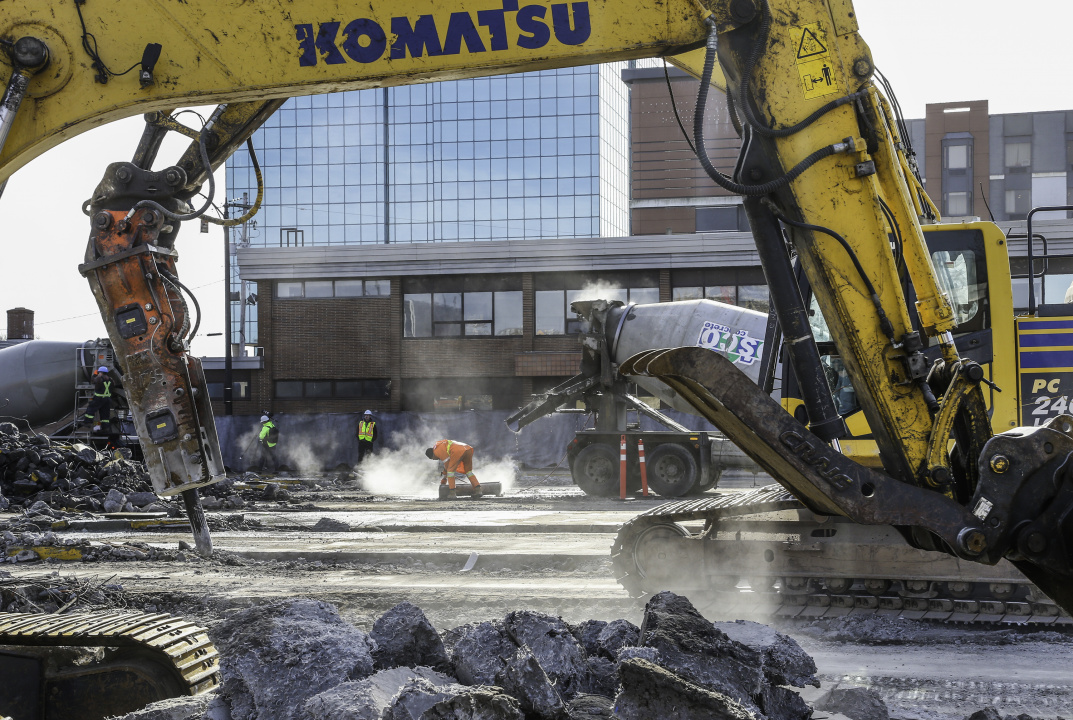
top-left (226, 62), bottom-right (635, 344)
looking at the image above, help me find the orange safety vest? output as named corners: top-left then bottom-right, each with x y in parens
top-left (358, 420), bottom-right (375, 441)
top-left (433, 439), bottom-right (471, 471)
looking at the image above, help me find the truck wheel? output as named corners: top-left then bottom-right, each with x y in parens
top-left (572, 443), bottom-right (621, 496)
top-left (646, 443), bottom-right (697, 497)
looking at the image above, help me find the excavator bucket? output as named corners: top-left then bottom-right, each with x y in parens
top-left (0, 611), bottom-right (220, 720)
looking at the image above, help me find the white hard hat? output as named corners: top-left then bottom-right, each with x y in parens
top-left (260, 415), bottom-right (269, 423)
top-left (97, 366), bottom-right (109, 373)
top-left (363, 409), bottom-right (372, 415)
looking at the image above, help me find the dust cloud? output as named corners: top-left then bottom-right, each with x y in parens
top-left (358, 422), bottom-right (518, 498)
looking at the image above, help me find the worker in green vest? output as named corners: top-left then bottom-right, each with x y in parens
top-left (256, 414), bottom-right (279, 473)
top-left (356, 410), bottom-right (378, 464)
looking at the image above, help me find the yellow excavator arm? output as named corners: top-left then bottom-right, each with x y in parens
top-left (0, 0), bottom-right (725, 182)
top-left (1, 0), bottom-right (1071, 613)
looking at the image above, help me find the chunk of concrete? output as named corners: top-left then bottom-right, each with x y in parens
top-left (212, 599), bottom-right (376, 720)
top-left (107, 693), bottom-right (210, 720)
top-left (965, 710), bottom-right (1003, 720)
top-left (580, 655), bottom-right (617, 699)
top-left (449, 622), bottom-right (516, 686)
top-left (494, 647), bottom-right (565, 719)
top-left (503, 610), bottom-right (588, 700)
top-left (638, 592), bottom-right (764, 712)
top-left (302, 666), bottom-right (453, 720)
top-left (614, 658), bottom-right (758, 720)
top-left (371, 601), bottom-right (450, 672)
top-left (565, 694), bottom-right (615, 719)
top-left (383, 677), bottom-right (474, 720)
top-left (420, 687), bottom-right (526, 720)
top-left (593, 619), bottom-right (638, 660)
top-left (572, 620), bottom-right (606, 657)
top-left (758, 685), bottom-right (812, 720)
top-left (714, 620), bottom-right (819, 689)
top-left (814, 687), bottom-right (889, 720)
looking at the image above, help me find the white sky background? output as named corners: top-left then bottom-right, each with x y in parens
top-left (0, 0), bottom-right (1070, 355)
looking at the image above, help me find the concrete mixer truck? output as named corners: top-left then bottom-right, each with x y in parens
top-left (507, 298), bottom-right (770, 498)
top-left (0, 338), bottom-right (136, 449)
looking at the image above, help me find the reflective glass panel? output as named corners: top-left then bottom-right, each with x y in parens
top-left (403, 294), bottom-right (432, 337)
top-left (335, 280), bottom-right (363, 297)
top-left (305, 281), bottom-right (334, 298)
top-left (277, 282), bottom-right (304, 298)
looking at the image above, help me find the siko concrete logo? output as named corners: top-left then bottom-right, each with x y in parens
top-left (697, 321), bottom-right (764, 366)
top-left (295, 2), bottom-right (592, 67)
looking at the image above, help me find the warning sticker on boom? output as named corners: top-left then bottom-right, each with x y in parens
top-left (789, 23), bottom-right (839, 100)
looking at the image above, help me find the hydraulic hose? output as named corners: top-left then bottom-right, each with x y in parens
top-left (737, 0), bottom-right (865, 139)
top-left (693, 20), bottom-right (848, 197)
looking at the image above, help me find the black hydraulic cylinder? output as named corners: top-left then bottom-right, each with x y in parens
top-left (742, 197), bottom-right (846, 442)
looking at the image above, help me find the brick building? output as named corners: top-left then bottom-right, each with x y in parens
top-left (209, 62), bottom-right (1073, 417)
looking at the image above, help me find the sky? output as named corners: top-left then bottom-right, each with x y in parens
top-left (0, 0), bottom-right (1070, 357)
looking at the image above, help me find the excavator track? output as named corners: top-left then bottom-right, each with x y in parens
top-left (0, 611), bottom-right (220, 720)
top-left (611, 487), bottom-right (1072, 627)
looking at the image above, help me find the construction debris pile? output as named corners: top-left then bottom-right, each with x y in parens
top-left (106, 592), bottom-right (1055, 720)
top-left (0, 422), bottom-right (153, 511)
top-left (115, 592), bottom-right (827, 720)
top-left (0, 570), bottom-right (129, 614)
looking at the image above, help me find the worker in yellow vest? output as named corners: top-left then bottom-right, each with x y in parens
top-left (356, 410), bottom-right (379, 464)
top-left (80, 366), bottom-right (114, 433)
top-left (256, 414), bottom-right (279, 473)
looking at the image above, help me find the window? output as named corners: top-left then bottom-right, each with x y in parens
top-left (276, 282), bottom-right (304, 298)
top-left (944, 191), bottom-right (971, 216)
top-left (275, 279), bottom-right (392, 299)
top-left (629, 288), bottom-right (660, 305)
top-left (493, 291), bottom-right (523, 335)
top-left (304, 281), bottom-right (333, 298)
top-left (670, 278), bottom-right (769, 312)
top-left (737, 285), bottom-right (770, 312)
top-left (1005, 141), bottom-right (1031, 169)
top-left (943, 143), bottom-right (970, 170)
top-left (335, 280), bottom-right (363, 297)
top-left (696, 205), bottom-right (747, 232)
top-left (275, 380), bottom-right (303, 398)
top-left (206, 370), bottom-right (252, 400)
top-left (275, 379), bottom-right (391, 398)
top-left (403, 275), bottom-right (523, 338)
top-left (672, 286), bottom-right (703, 302)
top-left (931, 249), bottom-right (985, 329)
top-left (433, 292), bottom-right (463, 335)
top-left (366, 279), bottom-right (390, 297)
top-left (1006, 188), bottom-right (1031, 218)
top-left (535, 290), bottom-right (565, 335)
top-left (403, 294), bottom-right (433, 337)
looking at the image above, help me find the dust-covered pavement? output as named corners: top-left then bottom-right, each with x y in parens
top-left (2, 468), bottom-right (1073, 719)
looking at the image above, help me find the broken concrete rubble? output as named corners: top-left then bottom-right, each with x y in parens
top-left (302, 666), bottom-right (453, 720)
top-left (503, 609), bottom-right (589, 700)
top-left (565, 694), bottom-right (614, 719)
top-left (0, 422), bottom-right (152, 511)
top-left (212, 598), bottom-right (376, 720)
top-left (615, 658), bottom-right (758, 720)
top-left (493, 647), bottom-right (566, 720)
top-left (638, 592), bottom-right (811, 720)
top-left (448, 621), bottom-right (517, 686)
top-left (813, 686), bottom-right (889, 720)
top-left (371, 601), bottom-right (451, 672)
top-left (713, 620), bottom-right (819, 689)
top-left (419, 686), bottom-right (526, 720)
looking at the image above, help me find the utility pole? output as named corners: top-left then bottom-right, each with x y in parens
top-left (222, 204), bottom-right (233, 416)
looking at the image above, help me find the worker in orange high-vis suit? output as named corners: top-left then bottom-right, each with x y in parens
top-left (425, 439), bottom-right (482, 500)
